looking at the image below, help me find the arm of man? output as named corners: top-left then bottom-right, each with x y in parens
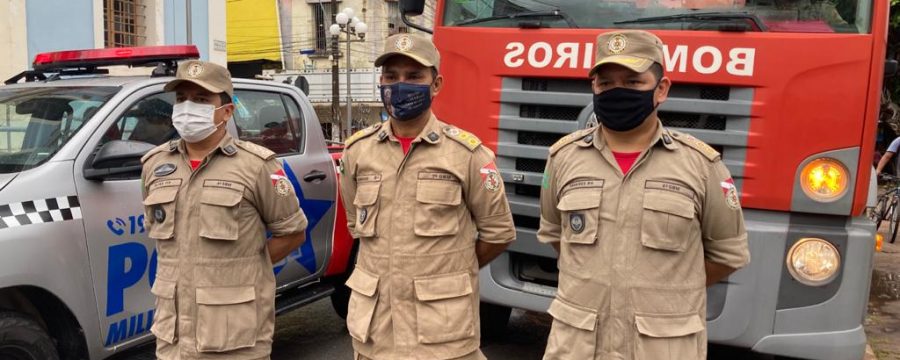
top-left (466, 148), bottom-right (515, 268)
top-left (257, 159), bottom-right (308, 264)
top-left (537, 154), bottom-right (562, 252)
top-left (701, 160), bottom-right (750, 287)
top-left (338, 152), bottom-right (359, 239)
top-left (877, 152), bottom-right (895, 174)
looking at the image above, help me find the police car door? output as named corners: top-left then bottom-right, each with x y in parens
top-left (228, 81), bottom-right (337, 288)
top-left (73, 85), bottom-right (174, 350)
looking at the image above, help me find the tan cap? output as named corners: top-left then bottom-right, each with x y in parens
top-left (163, 60), bottom-right (234, 96)
top-left (589, 30), bottom-right (664, 76)
top-left (374, 33), bottom-right (440, 70)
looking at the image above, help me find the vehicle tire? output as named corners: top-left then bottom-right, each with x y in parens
top-left (0, 311), bottom-right (58, 360)
top-left (330, 242), bottom-right (359, 320)
top-left (891, 198), bottom-right (900, 244)
top-left (480, 302), bottom-right (512, 340)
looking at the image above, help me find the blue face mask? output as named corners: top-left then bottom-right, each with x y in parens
top-left (380, 82), bottom-right (433, 121)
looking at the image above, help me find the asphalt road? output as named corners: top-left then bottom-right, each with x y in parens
top-left (120, 296), bottom-right (774, 360)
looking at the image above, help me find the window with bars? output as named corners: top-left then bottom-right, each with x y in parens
top-left (104, 0), bottom-right (146, 47)
top-left (312, 3), bottom-right (333, 54)
top-left (387, 2), bottom-right (409, 35)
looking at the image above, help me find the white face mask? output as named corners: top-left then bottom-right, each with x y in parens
top-left (172, 101), bottom-right (228, 143)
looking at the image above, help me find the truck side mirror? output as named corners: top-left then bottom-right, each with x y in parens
top-left (399, 0), bottom-right (432, 34)
top-left (84, 140), bottom-right (156, 181)
top-left (886, 59), bottom-right (898, 78)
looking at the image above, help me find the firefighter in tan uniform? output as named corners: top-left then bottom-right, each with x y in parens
top-left (339, 34), bottom-right (516, 360)
top-left (538, 30), bottom-right (751, 360)
top-left (141, 60), bottom-right (308, 359)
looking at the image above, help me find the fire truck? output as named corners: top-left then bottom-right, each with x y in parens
top-left (400, 0), bottom-right (886, 358)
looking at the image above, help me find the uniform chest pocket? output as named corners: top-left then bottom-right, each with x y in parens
top-left (557, 187), bottom-right (602, 245)
top-left (353, 180), bottom-right (381, 238)
top-left (199, 182), bottom-right (245, 241)
top-left (143, 180), bottom-right (181, 240)
top-left (641, 191), bottom-right (697, 252)
top-left (414, 178), bottom-right (462, 237)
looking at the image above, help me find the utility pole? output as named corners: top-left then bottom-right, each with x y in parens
top-left (330, 0), bottom-right (341, 142)
top-left (186, 0), bottom-right (192, 44)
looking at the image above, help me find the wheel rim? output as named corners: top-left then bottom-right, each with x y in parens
top-left (0, 344), bottom-right (40, 360)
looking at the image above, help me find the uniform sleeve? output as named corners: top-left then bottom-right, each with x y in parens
top-left (338, 150), bottom-right (359, 238)
top-left (701, 160), bottom-right (750, 269)
top-left (537, 154), bottom-right (562, 244)
top-left (257, 159), bottom-right (307, 237)
top-left (889, 137), bottom-right (900, 153)
top-left (465, 147), bottom-right (515, 244)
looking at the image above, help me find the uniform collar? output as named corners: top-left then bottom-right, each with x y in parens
top-left (174, 133), bottom-right (239, 157)
top-left (378, 114), bottom-right (442, 145)
top-left (589, 119), bottom-right (678, 152)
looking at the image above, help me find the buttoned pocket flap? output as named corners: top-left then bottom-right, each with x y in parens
top-left (345, 269), bottom-right (379, 297)
top-left (642, 192), bottom-right (695, 219)
top-left (353, 182), bottom-right (380, 207)
top-left (557, 188), bottom-right (602, 211)
top-left (635, 313), bottom-right (704, 338)
top-left (143, 185), bottom-right (179, 206)
top-left (416, 180), bottom-right (462, 206)
top-left (200, 187), bottom-right (244, 207)
top-left (548, 298), bottom-right (597, 331)
top-left (151, 278), bottom-right (176, 299)
top-left (196, 286), bottom-right (256, 305)
top-left (414, 273), bottom-right (472, 301)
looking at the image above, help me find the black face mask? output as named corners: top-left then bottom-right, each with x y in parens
top-left (593, 85), bottom-right (658, 132)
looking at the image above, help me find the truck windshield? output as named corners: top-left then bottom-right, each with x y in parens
top-left (0, 86), bottom-right (119, 173)
top-left (443, 0), bottom-right (871, 33)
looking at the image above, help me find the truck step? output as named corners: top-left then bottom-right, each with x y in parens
top-left (275, 281), bottom-right (335, 316)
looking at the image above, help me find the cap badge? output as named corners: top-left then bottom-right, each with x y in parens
top-left (608, 34), bottom-right (628, 54)
top-left (187, 63), bottom-right (203, 78)
top-left (396, 35), bottom-right (413, 52)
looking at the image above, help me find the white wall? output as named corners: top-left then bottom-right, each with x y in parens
top-left (207, 0), bottom-right (227, 65)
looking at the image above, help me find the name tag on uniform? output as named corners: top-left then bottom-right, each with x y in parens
top-left (149, 179), bottom-right (182, 191)
top-left (644, 180), bottom-right (696, 200)
top-left (418, 172), bottom-right (458, 182)
top-left (562, 179), bottom-right (604, 193)
top-left (203, 179), bottom-right (245, 192)
top-left (356, 174), bottom-right (382, 183)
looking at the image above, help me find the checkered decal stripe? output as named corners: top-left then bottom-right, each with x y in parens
top-left (0, 196), bottom-right (82, 229)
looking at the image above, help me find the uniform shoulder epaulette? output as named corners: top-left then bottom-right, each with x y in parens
top-left (670, 130), bottom-right (720, 161)
top-left (442, 126), bottom-right (482, 151)
top-left (345, 125), bottom-right (380, 149)
top-left (140, 140), bottom-right (177, 164)
top-left (550, 127), bottom-right (595, 155)
top-left (235, 139), bottom-right (276, 160)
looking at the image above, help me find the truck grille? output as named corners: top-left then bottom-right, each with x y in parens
top-left (496, 77), bottom-right (752, 239)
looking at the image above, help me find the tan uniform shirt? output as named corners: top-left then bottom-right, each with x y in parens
top-left (141, 135), bottom-right (308, 360)
top-left (339, 116), bottom-right (515, 360)
top-left (538, 122), bottom-right (750, 360)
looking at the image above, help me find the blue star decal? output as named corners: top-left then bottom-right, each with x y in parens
top-left (273, 160), bottom-right (333, 275)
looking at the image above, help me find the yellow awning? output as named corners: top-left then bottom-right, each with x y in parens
top-left (227, 0), bottom-right (281, 63)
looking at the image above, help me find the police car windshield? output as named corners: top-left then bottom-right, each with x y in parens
top-left (443, 0), bottom-right (871, 33)
top-left (0, 86), bottom-right (119, 173)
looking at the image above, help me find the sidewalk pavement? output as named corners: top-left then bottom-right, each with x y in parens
top-left (866, 227), bottom-right (900, 359)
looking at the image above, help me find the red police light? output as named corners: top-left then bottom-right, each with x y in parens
top-left (32, 45), bottom-right (200, 71)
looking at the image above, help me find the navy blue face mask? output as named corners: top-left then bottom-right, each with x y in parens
top-left (380, 82), bottom-right (433, 121)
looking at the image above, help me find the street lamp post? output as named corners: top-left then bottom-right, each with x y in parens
top-left (330, 8), bottom-right (367, 140)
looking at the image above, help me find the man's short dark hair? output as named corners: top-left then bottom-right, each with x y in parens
top-left (649, 63), bottom-right (664, 82)
top-left (219, 93), bottom-right (233, 105)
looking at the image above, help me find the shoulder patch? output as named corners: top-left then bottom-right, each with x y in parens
top-left (235, 140), bottom-right (276, 160)
top-left (443, 127), bottom-right (482, 151)
top-left (345, 125), bottom-right (380, 149)
top-left (671, 131), bottom-right (720, 161)
top-left (140, 141), bottom-right (177, 164)
top-left (550, 128), bottom-right (595, 155)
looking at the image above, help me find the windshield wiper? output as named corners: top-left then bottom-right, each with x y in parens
top-left (454, 9), bottom-right (579, 28)
top-left (615, 12), bottom-right (767, 32)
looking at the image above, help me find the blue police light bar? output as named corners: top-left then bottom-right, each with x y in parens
top-left (33, 45), bottom-right (200, 71)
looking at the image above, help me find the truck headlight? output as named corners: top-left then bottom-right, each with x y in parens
top-left (786, 238), bottom-right (841, 286)
top-left (800, 158), bottom-right (849, 202)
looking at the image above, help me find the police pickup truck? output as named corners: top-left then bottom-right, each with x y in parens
top-left (0, 46), bottom-right (355, 360)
